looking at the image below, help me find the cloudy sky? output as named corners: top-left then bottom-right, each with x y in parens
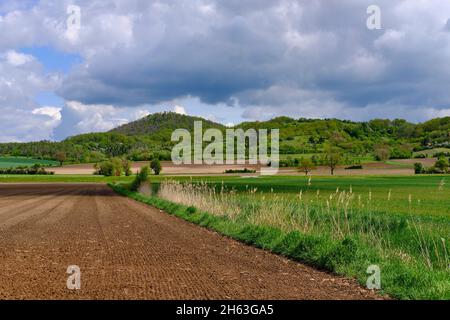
top-left (1, 0), bottom-right (450, 142)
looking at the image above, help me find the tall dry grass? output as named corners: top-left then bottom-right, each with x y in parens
top-left (157, 180), bottom-right (450, 272)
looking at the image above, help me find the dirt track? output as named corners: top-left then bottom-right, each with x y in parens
top-left (0, 184), bottom-right (379, 300)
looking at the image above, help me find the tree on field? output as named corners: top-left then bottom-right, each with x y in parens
top-left (324, 145), bottom-right (342, 175)
top-left (122, 158), bottom-right (132, 176)
top-left (150, 159), bottom-right (162, 175)
top-left (55, 151), bottom-right (66, 166)
top-left (111, 158), bottom-right (124, 176)
top-left (298, 157), bottom-right (316, 176)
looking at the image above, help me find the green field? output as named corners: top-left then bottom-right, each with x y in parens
top-left (113, 174), bottom-right (450, 299)
top-left (0, 157), bottom-right (59, 169)
top-left (146, 175), bottom-right (449, 216)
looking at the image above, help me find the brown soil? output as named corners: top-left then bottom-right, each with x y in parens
top-left (0, 184), bottom-right (381, 300)
top-left (391, 158), bottom-right (437, 167)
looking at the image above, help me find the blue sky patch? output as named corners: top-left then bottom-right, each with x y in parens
top-left (22, 46), bottom-right (83, 74)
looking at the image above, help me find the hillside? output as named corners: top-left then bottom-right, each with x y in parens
top-left (110, 112), bottom-right (225, 136)
top-left (0, 113), bottom-right (449, 165)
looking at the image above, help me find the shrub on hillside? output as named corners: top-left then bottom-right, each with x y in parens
top-left (389, 148), bottom-right (412, 159)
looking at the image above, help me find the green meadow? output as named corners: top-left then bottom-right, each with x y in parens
top-left (0, 157), bottom-right (59, 169)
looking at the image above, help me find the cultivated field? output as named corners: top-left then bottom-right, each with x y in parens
top-left (0, 184), bottom-right (377, 300)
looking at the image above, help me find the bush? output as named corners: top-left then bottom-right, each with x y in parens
top-left (224, 168), bottom-right (256, 174)
top-left (150, 159), bottom-right (162, 175)
top-left (433, 152), bottom-right (450, 158)
top-left (390, 148), bottom-right (412, 159)
top-left (94, 158), bottom-right (124, 176)
top-left (279, 157), bottom-right (301, 168)
top-left (95, 161), bottom-right (114, 176)
top-left (130, 166), bottom-right (150, 191)
top-left (435, 157), bottom-right (449, 172)
top-left (345, 165), bottom-right (363, 170)
top-left (414, 163), bottom-right (425, 174)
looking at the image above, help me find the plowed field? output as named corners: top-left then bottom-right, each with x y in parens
top-left (0, 184), bottom-right (379, 300)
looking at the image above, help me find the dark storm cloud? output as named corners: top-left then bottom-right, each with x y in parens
top-left (3, 0), bottom-right (450, 142)
top-left (53, 0), bottom-right (450, 121)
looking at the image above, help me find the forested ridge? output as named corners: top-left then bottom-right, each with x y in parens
top-left (1, 112), bottom-right (449, 163)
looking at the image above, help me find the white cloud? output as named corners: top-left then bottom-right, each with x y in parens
top-left (173, 105), bottom-right (187, 115)
top-left (5, 50), bottom-right (34, 66)
top-left (0, 49), bottom-right (60, 142)
top-left (54, 100), bottom-right (153, 139)
top-left (32, 106), bottom-right (62, 119)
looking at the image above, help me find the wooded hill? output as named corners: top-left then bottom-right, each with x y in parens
top-left (1, 112), bottom-right (449, 164)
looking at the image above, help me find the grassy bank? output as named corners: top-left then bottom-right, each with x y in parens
top-left (110, 181), bottom-right (450, 300)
